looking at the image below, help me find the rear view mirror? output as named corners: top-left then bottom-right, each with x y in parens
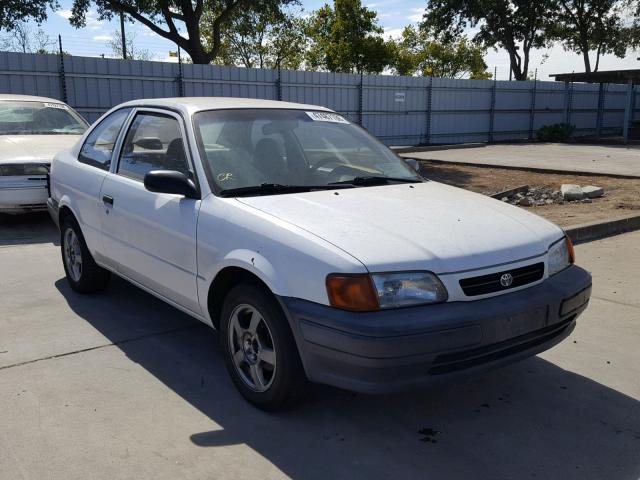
top-left (144, 170), bottom-right (199, 199)
top-left (404, 158), bottom-right (420, 172)
top-left (134, 137), bottom-right (163, 150)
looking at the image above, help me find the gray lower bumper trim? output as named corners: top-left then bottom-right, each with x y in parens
top-left (279, 265), bottom-right (592, 393)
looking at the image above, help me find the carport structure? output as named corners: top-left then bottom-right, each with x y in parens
top-left (550, 69), bottom-right (640, 142)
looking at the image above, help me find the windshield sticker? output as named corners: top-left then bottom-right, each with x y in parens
top-left (43, 102), bottom-right (68, 110)
top-left (305, 111), bottom-right (349, 124)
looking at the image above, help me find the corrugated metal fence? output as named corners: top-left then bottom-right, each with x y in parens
top-left (0, 51), bottom-right (636, 145)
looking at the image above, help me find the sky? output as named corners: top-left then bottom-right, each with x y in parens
top-left (9, 0), bottom-right (640, 81)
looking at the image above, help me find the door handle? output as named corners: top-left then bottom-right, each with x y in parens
top-left (102, 195), bottom-right (114, 205)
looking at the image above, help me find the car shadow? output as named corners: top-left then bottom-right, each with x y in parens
top-left (0, 212), bottom-right (59, 246)
top-left (55, 276), bottom-right (640, 480)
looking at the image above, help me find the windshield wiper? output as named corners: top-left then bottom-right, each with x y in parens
top-left (219, 183), bottom-right (354, 197)
top-left (329, 176), bottom-right (423, 186)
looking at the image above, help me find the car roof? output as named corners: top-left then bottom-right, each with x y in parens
top-left (117, 97), bottom-right (334, 115)
top-left (0, 93), bottom-right (67, 103)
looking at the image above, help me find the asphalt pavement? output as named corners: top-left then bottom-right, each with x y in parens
top-left (0, 213), bottom-right (638, 480)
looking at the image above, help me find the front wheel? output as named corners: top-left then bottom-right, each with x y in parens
top-left (220, 283), bottom-right (308, 411)
top-left (61, 216), bottom-right (110, 293)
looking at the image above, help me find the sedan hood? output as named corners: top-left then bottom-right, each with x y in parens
top-left (0, 135), bottom-right (81, 164)
top-left (236, 182), bottom-right (563, 273)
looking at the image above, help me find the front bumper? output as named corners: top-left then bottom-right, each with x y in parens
top-left (280, 265), bottom-right (592, 393)
top-left (0, 184), bottom-right (48, 214)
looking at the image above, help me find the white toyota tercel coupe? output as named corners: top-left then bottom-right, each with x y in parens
top-left (0, 94), bottom-right (88, 214)
top-left (48, 97), bottom-right (592, 410)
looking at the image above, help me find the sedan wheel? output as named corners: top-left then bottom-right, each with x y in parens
top-left (63, 227), bottom-right (83, 282)
top-left (60, 216), bottom-right (110, 293)
top-left (220, 283), bottom-right (308, 410)
top-left (228, 304), bottom-right (277, 392)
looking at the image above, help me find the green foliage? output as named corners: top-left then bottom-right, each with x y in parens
top-left (305, 0), bottom-right (391, 74)
top-left (0, 0), bottom-right (58, 31)
top-left (548, 0), bottom-right (635, 73)
top-left (69, 0), bottom-right (296, 64)
top-left (213, 8), bottom-right (306, 70)
top-left (388, 25), bottom-right (491, 79)
top-left (537, 123), bottom-right (575, 142)
top-left (421, 0), bottom-right (554, 80)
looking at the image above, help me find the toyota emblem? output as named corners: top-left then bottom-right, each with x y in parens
top-left (500, 273), bottom-right (514, 287)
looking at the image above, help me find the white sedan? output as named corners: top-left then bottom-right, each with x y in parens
top-left (48, 97), bottom-right (592, 410)
top-left (0, 94), bottom-right (88, 214)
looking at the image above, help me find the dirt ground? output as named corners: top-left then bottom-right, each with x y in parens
top-left (418, 160), bottom-right (640, 228)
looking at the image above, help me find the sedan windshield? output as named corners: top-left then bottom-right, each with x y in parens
top-left (0, 101), bottom-right (88, 135)
top-left (193, 109), bottom-right (421, 195)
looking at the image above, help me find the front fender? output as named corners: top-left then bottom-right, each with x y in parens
top-left (197, 248), bottom-right (292, 324)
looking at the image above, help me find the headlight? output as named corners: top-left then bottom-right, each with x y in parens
top-left (326, 271), bottom-right (447, 311)
top-left (548, 235), bottom-right (575, 276)
top-left (372, 272), bottom-right (448, 308)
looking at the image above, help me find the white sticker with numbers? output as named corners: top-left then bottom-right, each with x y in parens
top-left (305, 111), bottom-right (349, 124)
top-left (43, 102), bottom-right (68, 110)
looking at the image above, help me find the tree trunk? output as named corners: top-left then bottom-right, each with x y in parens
top-left (582, 48), bottom-right (591, 73)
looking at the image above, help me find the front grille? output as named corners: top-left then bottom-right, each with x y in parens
top-left (459, 262), bottom-right (544, 296)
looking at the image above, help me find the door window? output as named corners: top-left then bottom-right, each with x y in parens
top-left (118, 112), bottom-right (190, 182)
top-left (78, 108), bottom-right (131, 170)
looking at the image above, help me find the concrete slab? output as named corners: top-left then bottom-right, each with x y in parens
top-left (1, 223), bottom-right (639, 480)
top-left (405, 143), bottom-right (640, 178)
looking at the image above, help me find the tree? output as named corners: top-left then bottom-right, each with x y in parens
top-left (550, 0), bottom-right (635, 72)
top-left (422, 0), bottom-right (554, 80)
top-left (388, 25), bottom-right (491, 79)
top-left (0, 21), bottom-right (56, 54)
top-left (213, 8), bottom-right (306, 69)
top-left (69, 0), bottom-right (296, 64)
top-left (108, 29), bottom-right (153, 60)
top-left (305, 0), bottom-right (392, 74)
top-left (0, 0), bottom-right (58, 32)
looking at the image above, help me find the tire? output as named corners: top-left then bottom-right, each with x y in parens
top-left (60, 215), bottom-right (110, 293)
top-left (220, 282), bottom-right (308, 411)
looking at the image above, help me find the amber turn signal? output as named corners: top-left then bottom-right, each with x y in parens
top-left (326, 274), bottom-right (379, 312)
top-left (566, 235), bottom-right (575, 264)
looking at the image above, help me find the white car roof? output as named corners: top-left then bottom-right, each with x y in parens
top-left (0, 93), bottom-right (67, 103)
top-left (117, 97), bottom-right (334, 115)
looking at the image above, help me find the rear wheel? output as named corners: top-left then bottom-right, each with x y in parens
top-left (220, 283), bottom-right (307, 411)
top-left (61, 216), bottom-right (110, 293)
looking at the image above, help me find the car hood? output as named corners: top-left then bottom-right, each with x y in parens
top-left (236, 181), bottom-right (563, 273)
top-left (0, 135), bottom-right (81, 164)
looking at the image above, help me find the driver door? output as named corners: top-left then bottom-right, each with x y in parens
top-left (99, 108), bottom-right (202, 315)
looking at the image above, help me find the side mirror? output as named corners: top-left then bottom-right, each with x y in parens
top-left (134, 137), bottom-right (164, 150)
top-left (404, 158), bottom-right (420, 172)
top-left (144, 170), bottom-right (199, 199)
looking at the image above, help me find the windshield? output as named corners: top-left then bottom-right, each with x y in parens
top-left (193, 109), bottom-right (420, 195)
top-left (0, 101), bottom-right (88, 135)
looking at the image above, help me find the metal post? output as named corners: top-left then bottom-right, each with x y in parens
top-left (623, 79), bottom-right (633, 143)
top-left (596, 83), bottom-right (605, 138)
top-left (357, 72), bottom-right (364, 126)
top-left (563, 81), bottom-right (571, 124)
top-left (275, 61), bottom-right (282, 101)
top-left (426, 76), bottom-right (433, 144)
top-left (57, 35), bottom-right (68, 104)
top-left (120, 12), bottom-right (127, 60)
top-left (176, 46), bottom-right (184, 97)
top-left (489, 67), bottom-right (497, 143)
top-left (528, 68), bottom-right (537, 139)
